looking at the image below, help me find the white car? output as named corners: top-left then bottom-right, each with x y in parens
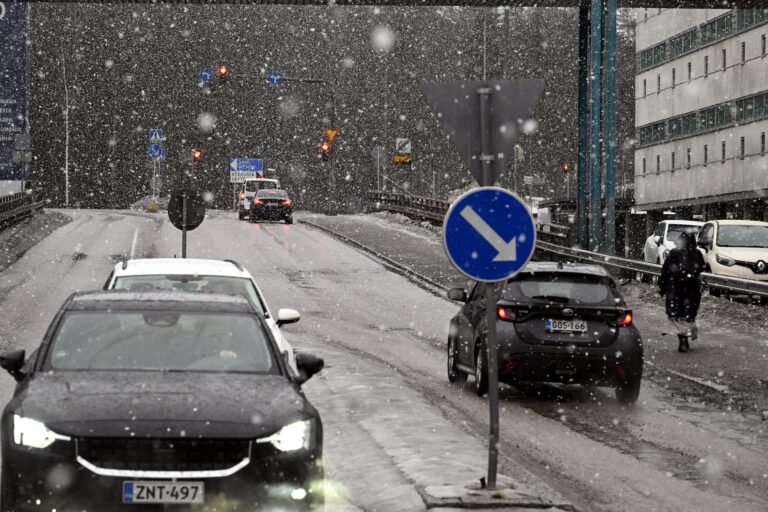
top-left (238, 178), bottom-right (281, 220)
top-left (104, 258), bottom-right (299, 373)
top-left (643, 220), bottom-right (703, 265)
top-left (696, 220), bottom-right (768, 283)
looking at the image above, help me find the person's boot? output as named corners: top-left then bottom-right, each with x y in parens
top-left (678, 334), bottom-right (690, 353)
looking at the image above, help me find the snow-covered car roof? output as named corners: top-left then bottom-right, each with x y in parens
top-left (69, 290), bottom-right (255, 312)
top-left (659, 220), bottom-right (704, 226)
top-left (714, 219), bottom-right (768, 226)
top-left (112, 258), bottom-right (253, 279)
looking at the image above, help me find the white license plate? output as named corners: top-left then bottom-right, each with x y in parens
top-left (123, 481), bottom-right (204, 504)
top-left (545, 319), bottom-right (587, 333)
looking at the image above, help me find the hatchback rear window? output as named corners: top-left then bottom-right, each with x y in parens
top-left (256, 189), bottom-right (289, 199)
top-left (245, 180), bottom-right (278, 192)
top-left (503, 273), bottom-right (621, 305)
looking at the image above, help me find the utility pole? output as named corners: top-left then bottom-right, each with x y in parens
top-left (62, 55), bottom-right (70, 208)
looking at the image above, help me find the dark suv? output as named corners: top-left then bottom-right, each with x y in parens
top-left (446, 262), bottom-right (643, 404)
top-left (250, 189), bottom-right (294, 224)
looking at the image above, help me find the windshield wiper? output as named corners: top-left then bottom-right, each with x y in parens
top-left (531, 295), bottom-right (571, 303)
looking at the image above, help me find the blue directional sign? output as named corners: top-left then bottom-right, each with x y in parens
top-left (443, 187), bottom-right (536, 282)
top-left (0, 2), bottom-right (30, 181)
top-left (148, 129), bottom-right (165, 144)
top-left (229, 158), bottom-right (264, 172)
top-left (147, 144), bottom-right (164, 160)
top-left (266, 71), bottom-right (284, 86)
top-left (199, 67), bottom-right (213, 84)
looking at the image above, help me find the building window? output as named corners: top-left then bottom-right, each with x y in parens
top-left (763, 34), bottom-right (766, 58)
top-left (722, 49), bottom-right (727, 71)
top-left (740, 136), bottom-right (746, 159)
top-left (656, 154), bottom-right (660, 174)
top-left (705, 56), bottom-right (709, 77)
top-left (672, 68), bottom-right (676, 88)
top-left (686, 148), bottom-right (691, 168)
top-left (643, 79), bottom-right (647, 98)
top-left (704, 144), bottom-right (708, 165)
top-left (671, 151), bottom-right (676, 170)
top-left (762, 132), bottom-right (766, 155)
top-left (742, 42), bottom-right (746, 65)
top-left (688, 62), bottom-right (692, 81)
top-left (642, 157), bottom-right (646, 175)
top-left (721, 141), bottom-right (727, 162)
top-left (657, 74), bottom-right (661, 94)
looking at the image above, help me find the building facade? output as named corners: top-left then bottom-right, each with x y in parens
top-left (634, 8), bottom-right (768, 225)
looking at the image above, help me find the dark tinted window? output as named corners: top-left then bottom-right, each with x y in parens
top-left (48, 311), bottom-right (276, 373)
top-left (503, 273), bottom-right (621, 305)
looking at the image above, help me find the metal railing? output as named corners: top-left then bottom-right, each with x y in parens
top-left (0, 192), bottom-right (44, 230)
top-left (367, 190), bottom-right (768, 299)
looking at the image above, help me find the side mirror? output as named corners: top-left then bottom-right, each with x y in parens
top-left (447, 288), bottom-right (468, 302)
top-left (697, 239), bottom-right (709, 251)
top-left (295, 352), bottom-right (324, 384)
top-left (0, 350), bottom-right (26, 382)
top-left (653, 235), bottom-right (663, 246)
top-left (277, 308), bottom-right (301, 327)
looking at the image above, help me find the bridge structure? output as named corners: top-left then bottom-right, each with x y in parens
top-left (17, 0), bottom-right (768, 251)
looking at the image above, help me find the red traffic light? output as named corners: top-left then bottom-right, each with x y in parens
top-left (320, 142), bottom-right (330, 152)
top-left (562, 163), bottom-right (570, 173)
top-left (216, 65), bottom-right (230, 79)
top-left (192, 150), bottom-right (203, 161)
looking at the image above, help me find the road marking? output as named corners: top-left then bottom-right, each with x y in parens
top-left (459, 206), bottom-right (517, 262)
top-left (646, 361), bottom-right (729, 393)
top-left (130, 228), bottom-right (138, 258)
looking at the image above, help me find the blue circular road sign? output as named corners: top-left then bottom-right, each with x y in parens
top-left (267, 71), bottom-right (284, 86)
top-left (443, 187), bottom-right (536, 283)
top-left (199, 67), bottom-right (213, 84)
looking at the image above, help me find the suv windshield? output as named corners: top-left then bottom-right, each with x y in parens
top-left (245, 181), bottom-right (278, 192)
top-left (113, 275), bottom-right (266, 315)
top-left (717, 225), bottom-right (768, 248)
top-left (503, 273), bottom-right (621, 305)
top-left (48, 311), bottom-right (276, 373)
top-left (666, 224), bottom-right (699, 242)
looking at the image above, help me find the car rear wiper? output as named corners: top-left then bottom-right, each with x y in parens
top-left (530, 295), bottom-right (571, 303)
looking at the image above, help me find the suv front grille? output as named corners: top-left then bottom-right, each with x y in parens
top-left (77, 438), bottom-right (250, 472)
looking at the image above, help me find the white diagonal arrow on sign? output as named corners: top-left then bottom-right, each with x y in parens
top-left (230, 159), bottom-right (238, 171)
top-left (460, 206), bottom-right (517, 262)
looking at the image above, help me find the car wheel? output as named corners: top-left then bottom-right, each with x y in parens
top-left (238, 209), bottom-right (245, 220)
top-left (474, 343), bottom-right (489, 396)
top-left (285, 216), bottom-right (293, 225)
top-left (447, 336), bottom-right (468, 384)
top-left (615, 377), bottom-right (641, 405)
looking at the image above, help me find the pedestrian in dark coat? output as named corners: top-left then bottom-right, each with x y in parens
top-left (658, 232), bottom-right (705, 352)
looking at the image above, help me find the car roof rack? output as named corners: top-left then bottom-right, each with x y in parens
top-left (224, 259), bottom-right (244, 271)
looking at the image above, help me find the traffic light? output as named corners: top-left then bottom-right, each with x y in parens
top-left (216, 65), bottom-right (230, 83)
top-left (192, 150), bottom-right (203, 162)
top-left (320, 141), bottom-right (331, 161)
top-left (562, 163), bottom-right (571, 174)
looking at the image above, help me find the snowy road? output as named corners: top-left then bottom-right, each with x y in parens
top-left (1, 209), bottom-right (767, 511)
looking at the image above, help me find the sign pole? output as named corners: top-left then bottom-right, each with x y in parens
top-left (181, 192), bottom-right (188, 259)
top-left (478, 85), bottom-right (499, 490)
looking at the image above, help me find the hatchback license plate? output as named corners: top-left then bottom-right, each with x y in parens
top-left (545, 319), bottom-right (587, 333)
top-left (123, 481), bottom-right (204, 504)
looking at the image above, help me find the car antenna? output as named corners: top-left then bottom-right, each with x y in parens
top-left (224, 259), bottom-right (244, 271)
top-left (122, 259), bottom-right (128, 270)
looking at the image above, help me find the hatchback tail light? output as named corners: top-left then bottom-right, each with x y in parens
top-left (253, 198), bottom-right (263, 205)
top-left (497, 307), bottom-right (516, 322)
top-left (617, 311), bottom-right (633, 327)
top-left (239, 192), bottom-right (245, 200)
top-left (282, 199), bottom-right (293, 206)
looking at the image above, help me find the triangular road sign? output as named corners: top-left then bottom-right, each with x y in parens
top-left (324, 128), bottom-right (339, 144)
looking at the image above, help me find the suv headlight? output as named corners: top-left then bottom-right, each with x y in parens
top-left (13, 415), bottom-right (71, 449)
top-left (716, 254), bottom-right (736, 267)
top-left (256, 419), bottom-right (313, 452)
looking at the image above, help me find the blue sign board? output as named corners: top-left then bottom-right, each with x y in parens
top-left (149, 129), bottom-right (165, 143)
top-left (147, 144), bottom-right (165, 161)
top-left (229, 158), bottom-right (264, 172)
top-left (199, 67), bottom-right (213, 84)
top-left (443, 187), bottom-right (536, 282)
top-left (266, 71), bottom-right (284, 86)
top-left (0, 2), bottom-right (30, 180)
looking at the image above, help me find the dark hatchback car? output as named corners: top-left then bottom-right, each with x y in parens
top-left (250, 189), bottom-right (294, 225)
top-left (0, 291), bottom-right (324, 511)
top-left (446, 262), bottom-right (643, 404)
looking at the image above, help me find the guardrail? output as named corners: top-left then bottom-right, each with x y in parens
top-left (367, 190), bottom-right (768, 299)
top-left (0, 192), bottom-right (44, 230)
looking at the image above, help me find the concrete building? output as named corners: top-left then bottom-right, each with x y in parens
top-left (634, 8), bottom-right (768, 228)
